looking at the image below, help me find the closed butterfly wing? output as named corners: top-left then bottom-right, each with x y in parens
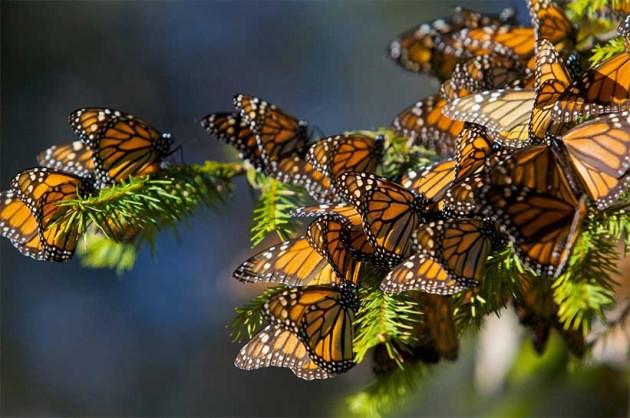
top-left (37, 141), bottom-right (95, 178)
top-left (269, 155), bottom-right (333, 203)
top-left (306, 216), bottom-right (363, 285)
top-left (528, 0), bottom-right (575, 47)
top-left (201, 112), bottom-right (265, 170)
top-left (481, 145), bottom-right (586, 276)
top-left (264, 285), bottom-right (358, 374)
top-left (381, 252), bottom-right (465, 295)
top-left (235, 324), bottom-right (331, 380)
top-left (560, 111), bottom-right (630, 209)
top-left (392, 94), bottom-right (464, 155)
top-left (336, 172), bottom-right (421, 264)
top-left (293, 204), bottom-right (377, 263)
top-left (69, 108), bottom-right (173, 188)
top-left (0, 190), bottom-right (39, 244)
top-left (552, 21), bottom-right (630, 122)
top-left (233, 237), bottom-right (338, 286)
top-left (530, 39), bottom-right (572, 140)
top-left (234, 94), bottom-right (308, 163)
top-left (306, 134), bottom-right (384, 180)
top-left (444, 89), bottom-right (535, 147)
top-left (401, 159), bottom-right (456, 213)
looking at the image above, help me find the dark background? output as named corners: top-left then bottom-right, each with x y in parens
top-left (2, 2), bottom-right (627, 417)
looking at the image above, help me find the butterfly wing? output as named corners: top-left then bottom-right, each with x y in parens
top-left (306, 216), bottom-right (363, 285)
top-left (70, 108), bottom-right (172, 187)
top-left (235, 324), bottom-right (331, 380)
top-left (381, 252), bottom-right (465, 295)
top-left (269, 155), bottom-right (333, 203)
top-left (234, 94), bottom-right (308, 163)
top-left (443, 89), bottom-right (535, 147)
top-left (481, 145), bottom-right (586, 276)
top-left (36, 141), bottom-right (95, 178)
top-left (201, 112), bottom-right (265, 170)
top-left (561, 111), bottom-right (630, 209)
top-left (336, 172), bottom-right (420, 265)
top-left (233, 237), bottom-right (338, 286)
top-left (0, 190), bottom-right (39, 244)
top-left (306, 134), bottom-right (384, 180)
top-left (392, 94), bottom-right (464, 155)
top-left (401, 159), bottom-right (457, 210)
top-left (552, 51), bottom-right (630, 122)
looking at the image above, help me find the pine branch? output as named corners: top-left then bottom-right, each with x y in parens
top-left (376, 128), bottom-right (437, 180)
top-left (590, 37), bottom-right (625, 65)
top-left (229, 285), bottom-right (286, 342)
top-left (552, 227), bottom-right (618, 334)
top-left (52, 161), bottom-right (245, 269)
top-left (249, 175), bottom-right (308, 246)
top-left (77, 233), bottom-right (138, 275)
top-left (346, 361), bottom-right (428, 418)
top-left (354, 270), bottom-right (423, 364)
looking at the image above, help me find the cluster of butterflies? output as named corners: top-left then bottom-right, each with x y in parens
top-left (0, 108), bottom-right (175, 261)
top-left (203, 0), bottom-right (630, 380)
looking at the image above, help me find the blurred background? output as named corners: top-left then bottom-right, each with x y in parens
top-left (1, 1), bottom-right (628, 417)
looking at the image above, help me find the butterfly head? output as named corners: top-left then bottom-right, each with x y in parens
top-left (156, 132), bottom-right (175, 157)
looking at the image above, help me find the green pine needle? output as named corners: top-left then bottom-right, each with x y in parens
top-left (590, 37), bottom-right (625, 66)
top-left (77, 233), bottom-right (138, 275)
top-left (376, 128), bottom-right (437, 179)
top-left (229, 285), bottom-right (286, 342)
top-left (249, 175), bottom-right (308, 246)
top-left (354, 271), bottom-right (423, 364)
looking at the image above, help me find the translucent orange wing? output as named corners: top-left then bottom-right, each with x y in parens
top-left (263, 285), bottom-right (358, 374)
top-left (392, 94), bottom-right (464, 155)
top-left (444, 89), bottom-right (535, 147)
top-left (528, 0), bottom-right (575, 47)
top-left (561, 111), bottom-right (630, 209)
top-left (0, 190), bottom-right (39, 244)
top-left (268, 155), bottom-right (333, 203)
top-left (235, 324), bottom-right (331, 380)
top-left (233, 237), bottom-right (338, 286)
top-left (481, 145), bottom-right (586, 277)
top-left (381, 252), bottom-right (464, 295)
top-left (530, 39), bottom-right (572, 140)
top-left (401, 159), bottom-right (456, 206)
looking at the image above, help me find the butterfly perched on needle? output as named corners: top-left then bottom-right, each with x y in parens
top-left (68, 107), bottom-right (174, 188)
top-left (1, 168), bottom-right (95, 262)
top-left (381, 218), bottom-right (500, 295)
top-left (236, 283), bottom-right (359, 380)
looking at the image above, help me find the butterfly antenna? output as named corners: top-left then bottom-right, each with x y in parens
top-left (311, 124), bottom-right (326, 140)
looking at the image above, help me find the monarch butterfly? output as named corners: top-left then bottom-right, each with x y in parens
top-left (382, 218), bottom-right (497, 295)
top-left (306, 134), bottom-right (384, 181)
top-left (292, 204), bottom-right (378, 264)
top-left (200, 112), bottom-right (265, 171)
top-left (392, 94), bottom-right (464, 155)
top-left (551, 19), bottom-right (630, 122)
top-left (336, 172), bottom-right (423, 265)
top-left (267, 155), bottom-right (335, 203)
top-left (36, 141), bottom-right (95, 178)
top-left (441, 53), bottom-right (530, 101)
top-left (528, 0), bottom-right (575, 48)
top-left (2, 168), bottom-right (94, 262)
top-left (558, 111), bottom-right (630, 209)
top-left (388, 7), bottom-right (515, 79)
top-left (400, 159), bottom-right (456, 214)
top-left (262, 284), bottom-right (358, 375)
top-left (234, 94), bottom-right (308, 164)
top-left (232, 236), bottom-right (339, 286)
top-left (235, 324), bottom-right (332, 380)
top-left (443, 88), bottom-right (536, 147)
top-left (69, 108), bottom-right (174, 188)
top-left (306, 215), bottom-right (364, 284)
top-left (417, 294), bottom-right (459, 360)
top-left (481, 145), bottom-right (588, 277)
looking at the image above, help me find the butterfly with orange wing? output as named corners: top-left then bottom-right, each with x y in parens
top-left (1, 168), bottom-right (95, 262)
top-left (69, 107), bottom-right (174, 188)
top-left (389, 6), bottom-right (515, 80)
